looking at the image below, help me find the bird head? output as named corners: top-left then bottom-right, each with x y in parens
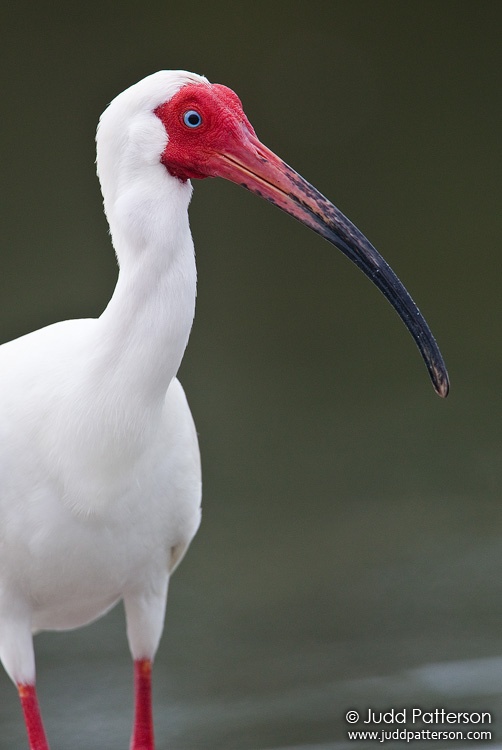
top-left (97, 70), bottom-right (449, 397)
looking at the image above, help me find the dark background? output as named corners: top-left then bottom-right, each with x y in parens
top-left (1, 2), bottom-right (501, 748)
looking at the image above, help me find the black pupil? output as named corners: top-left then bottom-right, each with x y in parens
top-left (187, 112), bottom-right (200, 126)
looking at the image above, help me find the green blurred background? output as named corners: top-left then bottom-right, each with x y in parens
top-left (0, 2), bottom-right (501, 748)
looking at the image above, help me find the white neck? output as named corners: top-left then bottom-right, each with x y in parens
top-left (96, 172), bottom-right (196, 405)
top-left (92, 73), bottom-right (203, 406)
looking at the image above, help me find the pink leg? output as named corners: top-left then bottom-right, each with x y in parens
top-left (130, 658), bottom-right (155, 750)
top-left (17, 684), bottom-right (50, 750)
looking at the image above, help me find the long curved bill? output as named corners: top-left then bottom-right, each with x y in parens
top-left (209, 130), bottom-right (449, 397)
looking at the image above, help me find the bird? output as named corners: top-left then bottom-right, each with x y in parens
top-left (0, 70), bottom-right (449, 750)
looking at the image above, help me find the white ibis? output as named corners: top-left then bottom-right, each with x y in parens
top-left (0, 70), bottom-right (449, 750)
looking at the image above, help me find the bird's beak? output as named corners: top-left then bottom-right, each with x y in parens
top-left (209, 129), bottom-right (449, 397)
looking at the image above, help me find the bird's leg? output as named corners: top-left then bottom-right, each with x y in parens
top-left (17, 683), bottom-right (50, 750)
top-left (125, 584), bottom-right (169, 750)
top-left (130, 659), bottom-right (154, 750)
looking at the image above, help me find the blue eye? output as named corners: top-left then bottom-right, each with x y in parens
top-left (183, 110), bottom-right (202, 128)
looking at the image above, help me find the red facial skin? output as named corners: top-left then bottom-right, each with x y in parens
top-left (154, 82), bottom-right (449, 398)
top-left (155, 83), bottom-right (257, 181)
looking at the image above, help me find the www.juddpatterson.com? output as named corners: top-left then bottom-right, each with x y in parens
top-left (345, 709), bottom-right (493, 743)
